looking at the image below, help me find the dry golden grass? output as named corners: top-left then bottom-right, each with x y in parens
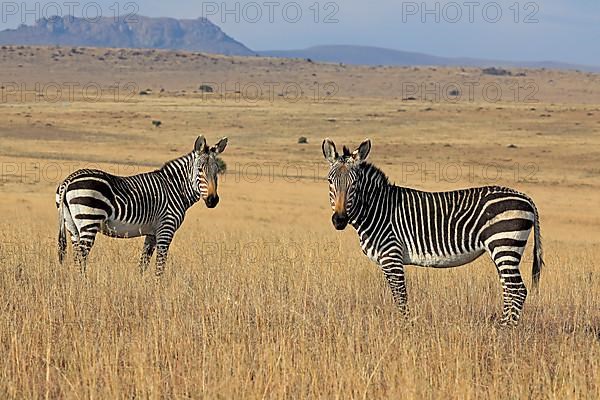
top-left (1, 224), bottom-right (599, 399)
top-left (0, 46), bottom-right (599, 398)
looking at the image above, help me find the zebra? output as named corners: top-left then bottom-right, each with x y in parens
top-left (322, 138), bottom-right (543, 325)
top-left (55, 136), bottom-right (228, 275)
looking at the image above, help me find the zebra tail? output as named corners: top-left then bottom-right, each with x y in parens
top-left (57, 184), bottom-right (68, 264)
top-left (531, 201), bottom-right (543, 292)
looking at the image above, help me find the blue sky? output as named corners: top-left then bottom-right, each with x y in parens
top-left (1, 0), bottom-right (598, 66)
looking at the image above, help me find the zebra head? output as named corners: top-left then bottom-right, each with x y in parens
top-left (322, 138), bottom-right (372, 230)
top-left (194, 135), bottom-right (228, 208)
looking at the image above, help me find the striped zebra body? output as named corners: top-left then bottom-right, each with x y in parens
top-left (323, 139), bottom-right (542, 325)
top-left (56, 136), bottom-right (228, 275)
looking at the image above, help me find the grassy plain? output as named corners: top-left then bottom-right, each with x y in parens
top-left (0, 46), bottom-right (599, 398)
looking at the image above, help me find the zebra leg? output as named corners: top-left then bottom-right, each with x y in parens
top-left (75, 240), bottom-right (94, 274)
top-left (155, 245), bottom-right (170, 277)
top-left (74, 224), bottom-right (100, 274)
top-left (154, 232), bottom-right (174, 277)
top-left (489, 247), bottom-right (527, 326)
top-left (70, 237), bottom-right (79, 266)
top-left (139, 235), bottom-right (156, 274)
top-left (61, 205), bottom-right (79, 266)
top-left (507, 273), bottom-right (527, 325)
top-left (381, 260), bottom-right (409, 316)
top-left (495, 269), bottom-right (528, 326)
top-left (496, 274), bottom-right (513, 325)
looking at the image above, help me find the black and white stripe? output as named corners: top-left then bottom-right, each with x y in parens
top-left (56, 136), bottom-right (228, 275)
top-left (323, 138), bottom-right (543, 325)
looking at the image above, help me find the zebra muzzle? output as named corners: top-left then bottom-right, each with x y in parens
top-left (205, 194), bottom-right (220, 208)
top-left (332, 212), bottom-right (348, 230)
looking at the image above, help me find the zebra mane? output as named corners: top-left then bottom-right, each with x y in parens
top-left (357, 162), bottom-right (390, 186)
top-left (159, 152), bottom-right (194, 171)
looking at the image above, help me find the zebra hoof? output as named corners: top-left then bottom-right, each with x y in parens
top-left (498, 318), bottom-right (520, 328)
top-left (398, 308), bottom-right (411, 323)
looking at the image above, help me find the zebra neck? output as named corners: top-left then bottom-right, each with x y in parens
top-left (349, 182), bottom-right (389, 230)
top-left (348, 164), bottom-right (391, 232)
top-left (159, 153), bottom-right (202, 208)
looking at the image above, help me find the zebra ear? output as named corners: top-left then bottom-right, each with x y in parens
top-left (211, 137), bottom-right (228, 154)
top-left (352, 139), bottom-right (371, 162)
top-left (322, 138), bottom-right (338, 164)
top-left (194, 136), bottom-right (208, 153)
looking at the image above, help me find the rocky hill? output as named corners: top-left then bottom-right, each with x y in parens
top-left (0, 15), bottom-right (254, 56)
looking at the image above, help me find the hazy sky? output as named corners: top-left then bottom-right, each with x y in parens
top-left (1, 0), bottom-right (598, 66)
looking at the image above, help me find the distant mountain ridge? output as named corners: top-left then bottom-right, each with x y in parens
top-left (262, 45), bottom-right (600, 72)
top-left (0, 15), bottom-right (253, 55)
top-left (1, 17), bottom-right (598, 71)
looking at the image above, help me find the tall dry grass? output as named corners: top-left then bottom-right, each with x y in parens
top-left (0, 216), bottom-right (598, 399)
top-left (0, 74), bottom-right (599, 398)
